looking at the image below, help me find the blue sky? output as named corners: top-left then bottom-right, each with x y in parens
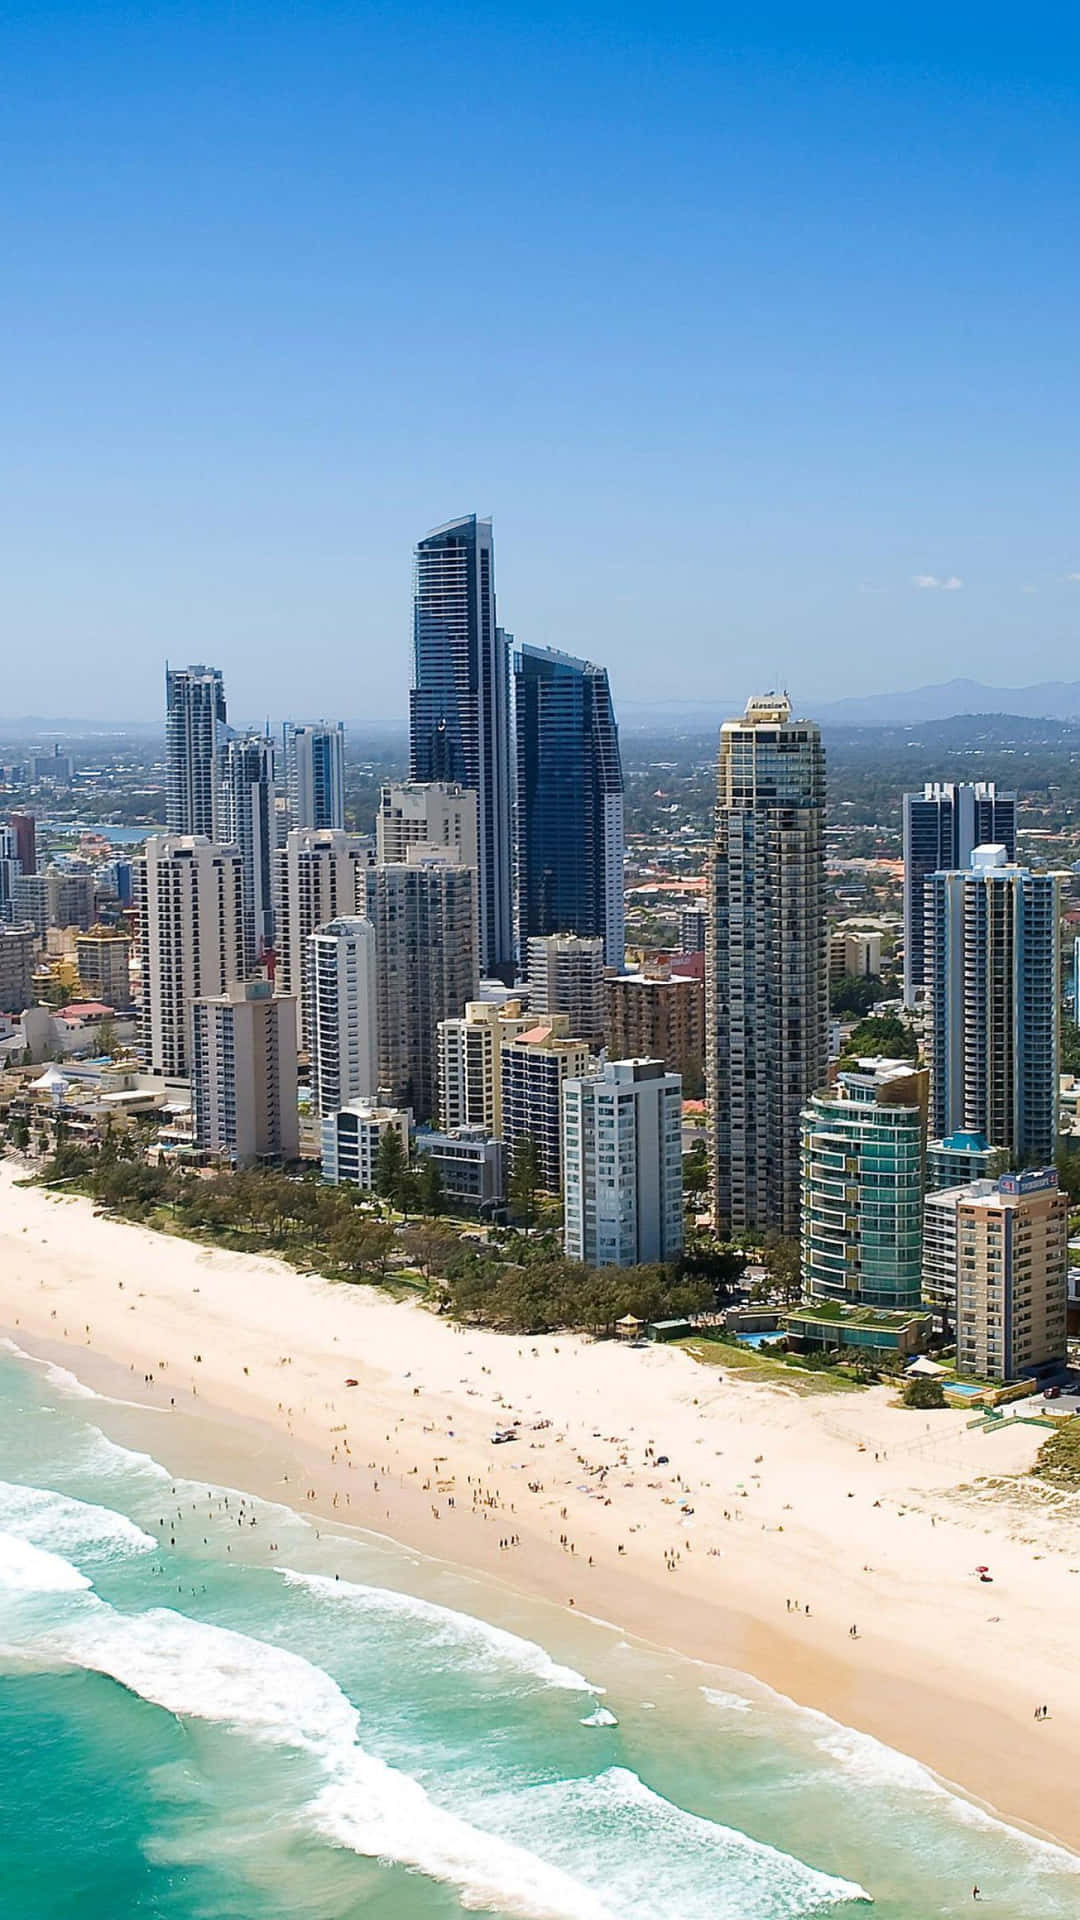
top-left (3, 2), bottom-right (1080, 723)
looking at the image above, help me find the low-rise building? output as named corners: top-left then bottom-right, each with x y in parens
top-left (926, 1131), bottom-right (1010, 1195)
top-left (413, 1124), bottom-right (505, 1212)
top-left (320, 1100), bottom-right (411, 1189)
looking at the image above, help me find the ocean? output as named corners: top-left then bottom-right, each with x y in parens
top-left (0, 1339), bottom-right (1076, 1920)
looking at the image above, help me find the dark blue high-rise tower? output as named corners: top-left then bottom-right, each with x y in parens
top-left (514, 644), bottom-right (625, 969)
top-left (409, 516), bottom-right (513, 980)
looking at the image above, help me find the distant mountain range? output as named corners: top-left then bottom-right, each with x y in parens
top-left (621, 679), bottom-right (1080, 731)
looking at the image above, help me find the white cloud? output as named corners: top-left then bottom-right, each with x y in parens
top-left (1065, 572), bottom-right (1080, 582)
top-left (913, 574), bottom-right (964, 591)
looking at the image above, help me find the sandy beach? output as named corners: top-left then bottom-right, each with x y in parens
top-left (3, 1158), bottom-right (1080, 1853)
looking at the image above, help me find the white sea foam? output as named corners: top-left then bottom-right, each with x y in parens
top-left (701, 1685), bottom-right (754, 1714)
top-left (0, 1481), bottom-right (156, 1558)
top-left (722, 1671), bottom-right (1080, 1876)
top-left (0, 1529), bottom-right (91, 1593)
top-left (481, 1765), bottom-right (869, 1918)
top-left (38, 1604), bottom-right (617, 1920)
top-left (77, 1427), bottom-right (173, 1485)
top-left (279, 1567), bottom-right (597, 1693)
top-left (0, 1336), bottom-right (99, 1399)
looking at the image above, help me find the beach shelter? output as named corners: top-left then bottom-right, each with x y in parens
top-left (617, 1314), bottom-right (644, 1340)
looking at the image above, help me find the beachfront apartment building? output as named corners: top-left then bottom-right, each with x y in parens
top-left (136, 835), bottom-right (246, 1078)
top-left (800, 1059), bottom-right (928, 1313)
top-left (500, 1018), bottom-right (592, 1194)
top-left (191, 978), bottom-right (299, 1166)
top-left (321, 1100), bottom-right (411, 1189)
top-left (562, 1058), bottom-right (684, 1268)
top-left (436, 997), bottom-right (533, 1135)
top-left (924, 1169), bottom-right (1067, 1380)
top-left (707, 694), bottom-right (828, 1237)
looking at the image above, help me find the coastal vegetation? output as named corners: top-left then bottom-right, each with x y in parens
top-left (17, 1141), bottom-right (718, 1339)
top-left (1032, 1419), bottom-right (1080, 1489)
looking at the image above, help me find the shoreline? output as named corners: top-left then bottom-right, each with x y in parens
top-left (3, 1160), bottom-right (1080, 1854)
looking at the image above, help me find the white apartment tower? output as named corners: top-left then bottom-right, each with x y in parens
top-left (273, 828), bottom-right (369, 1049)
top-left (136, 834), bottom-right (245, 1076)
top-left (706, 694), bottom-right (827, 1236)
top-left (305, 916), bottom-right (378, 1117)
top-left (283, 722), bottom-right (346, 831)
top-left (563, 1058), bottom-right (684, 1268)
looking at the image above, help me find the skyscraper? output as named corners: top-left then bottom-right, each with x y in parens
top-left (409, 516), bottom-right (513, 979)
top-left (305, 916), bottom-right (378, 1117)
top-left (706, 694), bottom-right (827, 1237)
top-left (283, 722), bottom-right (346, 831)
top-left (903, 782), bottom-right (1016, 1006)
top-left (136, 835), bottom-right (245, 1076)
top-left (364, 856), bottom-right (479, 1122)
top-left (800, 1060), bottom-right (928, 1312)
top-left (925, 844), bottom-right (1059, 1166)
top-left (8, 813), bottom-right (36, 878)
top-left (273, 828), bottom-right (370, 1050)
top-left (563, 1058), bottom-right (684, 1268)
top-left (0, 826), bottom-right (17, 924)
top-left (165, 665), bottom-right (227, 838)
top-left (219, 732), bottom-right (279, 974)
top-left (514, 644), bottom-right (625, 969)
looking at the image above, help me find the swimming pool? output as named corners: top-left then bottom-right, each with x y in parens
top-left (736, 1331), bottom-right (786, 1348)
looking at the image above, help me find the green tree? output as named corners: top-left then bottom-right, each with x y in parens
top-left (829, 973), bottom-right (888, 1019)
top-left (96, 1016), bottom-right (120, 1059)
top-left (682, 1140), bottom-right (709, 1215)
top-left (401, 1224), bottom-right (459, 1280)
top-left (761, 1233), bottom-right (802, 1305)
top-left (330, 1217), bottom-right (395, 1279)
top-left (508, 1135), bottom-right (541, 1229)
top-left (1062, 1015), bottom-right (1080, 1076)
top-left (839, 1013), bottom-right (917, 1063)
top-left (418, 1155), bottom-right (445, 1217)
top-left (374, 1126), bottom-right (408, 1208)
top-left (902, 1375), bottom-right (946, 1409)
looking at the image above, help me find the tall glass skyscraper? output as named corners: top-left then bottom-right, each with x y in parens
top-left (801, 1061), bottom-right (927, 1312)
top-left (706, 694), bottom-right (827, 1237)
top-left (283, 722), bottom-right (346, 831)
top-left (514, 644), bottom-right (625, 969)
top-left (902, 781), bottom-right (1016, 1006)
top-left (409, 516), bottom-right (513, 980)
top-left (925, 845), bottom-right (1059, 1166)
top-left (219, 732), bottom-right (279, 974)
top-left (165, 665), bottom-right (227, 838)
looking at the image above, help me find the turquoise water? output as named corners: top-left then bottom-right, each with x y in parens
top-left (736, 1332), bottom-right (786, 1348)
top-left (1, 1343), bottom-right (1077, 1919)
